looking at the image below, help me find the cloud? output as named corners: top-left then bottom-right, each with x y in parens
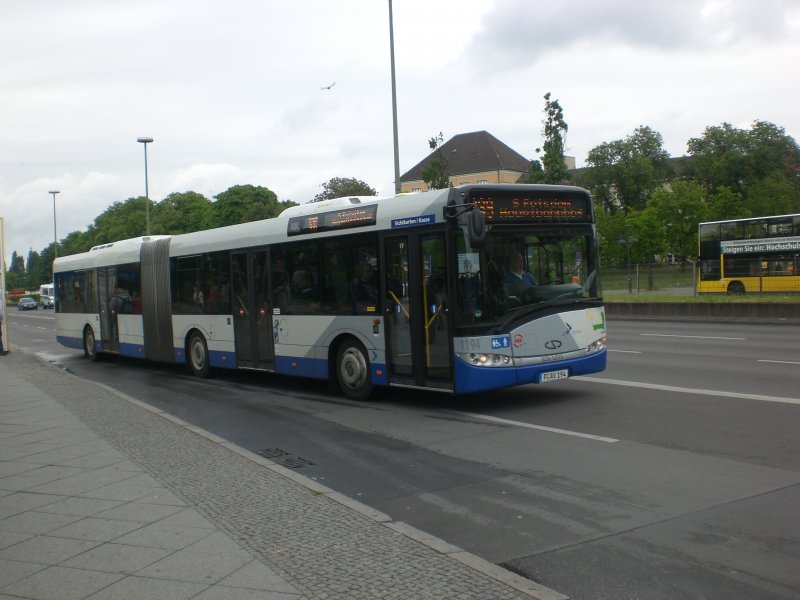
top-left (468, 0), bottom-right (800, 69)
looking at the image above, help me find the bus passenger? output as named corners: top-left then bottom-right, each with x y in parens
top-left (290, 270), bottom-right (319, 313)
top-left (352, 262), bottom-right (378, 311)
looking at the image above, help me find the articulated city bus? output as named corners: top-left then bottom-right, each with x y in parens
top-left (698, 213), bottom-right (800, 294)
top-left (54, 184), bottom-right (606, 399)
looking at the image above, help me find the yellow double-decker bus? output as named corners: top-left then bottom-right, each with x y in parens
top-left (698, 214), bottom-right (800, 294)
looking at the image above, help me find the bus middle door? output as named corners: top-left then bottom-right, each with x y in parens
top-left (232, 251), bottom-right (274, 369)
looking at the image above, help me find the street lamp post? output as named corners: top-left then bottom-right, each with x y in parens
top-left (137, 137), bottom-right (153, 235)
top-left (618, 226), bottom-right (638, 294)
top-left (388, 0), bottom-right (400, 194)
top-left (48, 190), bottom-right (60, 258)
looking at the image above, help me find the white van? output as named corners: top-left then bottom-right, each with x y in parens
top-left (40, 283), bottom-right (55, 309)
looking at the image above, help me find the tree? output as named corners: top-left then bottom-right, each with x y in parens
top-left (580, 126), bottom-right (672, 214)
top-left (541, 92), bottom-right (570, 184)
top-left (151, 192), bottom-right (213, 234)
top-left (25, 250), bottom-right (42, 290)
top-left (313, 177), bottom-right (377, 202)
top-left (91, 197), bottom-right (149, 245)
top-left (5, 251), bottom-right (25, 290)
top-left (706, 186), bottom-right (748, 223)
top-left (646, 181), bottom-right (709, 261)
top-left (420, 132), bottom-right (450, 190)
top-left (744, 170), bottom-right (797, 216)
top-left (519, 92), bottom-right (570, 184)
top-left (686, 120), bottom-right (800, 208)
top-left (212, 185), bottom-right (296, 227)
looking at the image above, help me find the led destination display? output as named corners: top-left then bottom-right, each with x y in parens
top-left (287, 204), bottom-right (378, 236)
top-left (470, 192), bottom-right (590, 223)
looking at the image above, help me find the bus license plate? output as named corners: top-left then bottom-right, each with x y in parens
top-left (540, 369), bottom-right (569, 383)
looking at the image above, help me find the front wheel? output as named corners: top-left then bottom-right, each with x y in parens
top-left (336, 339), bottom-right (373, 401)
top-left (727, 281), bottom-right (745, 294)
top-left (187, 332), bottom-right (211, 378)
top-left (83, 326), bottom-right (99, 361)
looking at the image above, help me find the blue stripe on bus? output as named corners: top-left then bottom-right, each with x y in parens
top-left (275, 355), bottom-right (328, 379)
top-left (172, 348), bottom-right (236, 369)
top-left (119, 343), bottom-right (145, 358)
top-left (454, 349), bottom-right (607, 394)
top-left (210, 351), bottom-right (236, 369)
top-left (57, 335), bottom-right (83, 350)
top-left (274, 355), bottom-right (388, 387)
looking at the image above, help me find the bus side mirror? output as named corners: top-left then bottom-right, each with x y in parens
top-left (465, 208), bottom-right (486, 248)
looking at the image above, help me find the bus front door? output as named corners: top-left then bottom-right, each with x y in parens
top-left (384, 233), bottom-right (452, 391)
top-left (232, 251), bottom-right (274, 369)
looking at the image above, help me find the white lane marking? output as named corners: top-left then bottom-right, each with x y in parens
top-left (454, 411), bottom-right (619, 443)
top-left (640, 333), bottom-right (746, 340)
top-left (575, 376), bottom-right (800, 406)
top-left (758, 359), bottom-right (800, 365)
top-left (609, 349), bottom-right (642, 354)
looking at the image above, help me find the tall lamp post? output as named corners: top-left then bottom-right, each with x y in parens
top-left (137, 137), bottom-right (153, 235)
top-left (48, 190), bottom-right (60, 258)
top-left (388, 0), bottom-right (400, 194)
top-left (618, 226), bottom-right (638, 294)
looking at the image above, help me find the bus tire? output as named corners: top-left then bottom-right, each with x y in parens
top-left (727, 281), bottom-right (745, 294)
top-left (336, 339), bottom-right (373, 401)
top-left (187, 331), bottom-right (211, 378)
top-left (83, 326), bottom-right (99, 361)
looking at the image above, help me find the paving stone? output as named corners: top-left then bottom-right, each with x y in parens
top-left (83, 575), bottom-right (208, 600)
top-left (0, 565), bottom-right (123, 600)
top-left (62, 542), bottom-right (172, 574)
top-left (0, 557), bottom-right (47, 588)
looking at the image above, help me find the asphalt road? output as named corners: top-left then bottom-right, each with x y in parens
top-left (5, 310), bottom-right (800, 600)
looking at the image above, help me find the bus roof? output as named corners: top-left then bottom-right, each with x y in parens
top-left (699, 213), bottom-right (800, 226)
top-left (53, 236), bottom-right (171, 273)
top-left (52, 184), bottom-right (594, 272)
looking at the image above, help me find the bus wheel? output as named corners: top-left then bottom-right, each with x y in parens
top-left (83, 327), bottom-right (99, 361)
top-left (727, 281), bottom-right (745, 294)
top-left (187, 332), bottom-right (211, 378)
top-left (336, 339), bottom-right (373, 401)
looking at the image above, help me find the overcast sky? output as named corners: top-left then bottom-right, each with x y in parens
top-left (1, 0), bottom-right (798, 262)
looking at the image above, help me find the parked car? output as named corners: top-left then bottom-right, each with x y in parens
top-left (17, 297), bottom-right (38, 311)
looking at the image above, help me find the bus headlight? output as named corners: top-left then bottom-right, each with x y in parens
top-left (586, 336), bottom-right (607, 354)
top-left (465, 353), bottom-right (513, 367)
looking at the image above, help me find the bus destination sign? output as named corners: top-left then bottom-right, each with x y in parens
top-left (471, 192), bottom-right (589, 223)
top-left (287, 204), bottom-right (378, 236)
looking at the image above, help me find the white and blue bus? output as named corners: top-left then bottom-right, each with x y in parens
top-left (54, 184), bottom-right (606, 399)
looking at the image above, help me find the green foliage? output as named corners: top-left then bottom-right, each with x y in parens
top-left (518, 93), bottom-right (570, 184)
top-left (421, 132), bottom-right (450, 190)
top-left (541, 92), bottom-right (569, 184)
top-left (151, 192), bottom-right (213, 234)
top-left (213, 185), bottom-right (294, 227)
top-left (706, 186), bottom-right (748, 222)
top-left (91, 197), bottom-right (149, 245)
top-left (581, 126), bottom-right (672, 214)
top-left (686, 120), bottom-right (800, 211)
top-left (25, 250), bottom-right (42, 290)
top-left (646, 181), bottom-right (709, 260)
top-left (313, 177), bottom-right (377, 202)
top-left (743, 171), bottom-right (797, 216)
top-left (5, 251), bottom-right (25, 290)
top-left (517, 160), bottom-right (545, 184)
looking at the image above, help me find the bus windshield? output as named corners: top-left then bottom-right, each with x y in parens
top-left (455, 225), bottom-right (599, 332)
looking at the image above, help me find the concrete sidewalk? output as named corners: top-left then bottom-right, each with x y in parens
top-left (0, 350), bottom-right (565, 600)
